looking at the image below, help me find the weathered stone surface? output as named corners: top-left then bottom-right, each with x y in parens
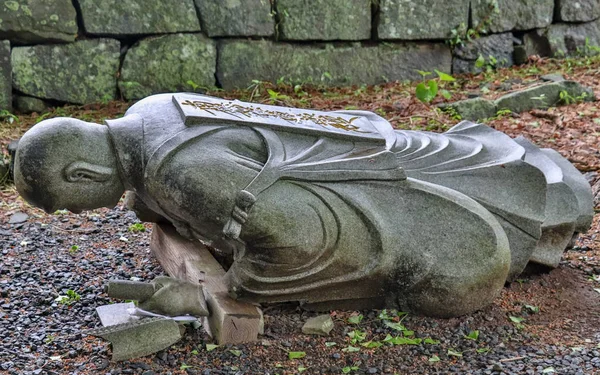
top-left (13, 95), bottom-right (50, 114)
top-left (96, 302), bottom-right (138, 327)
top-left (439, 98), bottom-right (497, 122)
top-left (120, 34), bottom-right (216, 100)
top-left (78, 0), bottom-right (200, 36)
top-left (452, 33), bottom-right (514, 74)
top-left (0, 0), bottom-right (77, 44)
top-left (495, 81), bottom-right (595, 113)
top-left (378, 0), bottom-right (469, 40)
top-left (471, 0), bottom-right (554, 33)
top-left (540, 74), bottom-right (565, 82)
top-left (545, 19), bottom-right (600, 57)
top-left (12, 39), bottom-right (120, 104)
top-left (302, 315), bottom-right (334, 336)
top-left (556, 0), bottom-right (600, 22)
top-left (8, 211), bottom-right (28, 224)
top-left (195, 0), bottom-right (273, 37)
top-left (0, 40), bottom-right (10, 111)
top-left (278, 0), bottom-right (371, 41)
top-left (217, 40), bottom-right (452, 89)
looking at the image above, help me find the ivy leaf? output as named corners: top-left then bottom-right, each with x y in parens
top-left (447, 349), bottom-right (463, 357)
top-left (429, 355), bottom-right (441, 362)
top-left (342, 346), bottom-right (360, 353)
top-left (464, 330), bottom-right (479, 341)
top-left (509, 316), bottom-right (525, 324)
top-left (347, 314), bottom-right (363, 325)
top-left (424, 338), bottom-right (440, 345)
top-left (435, 70), bottom-right (456, 82)
top-left (325, 342), bottom-right (337, 347)
top-left (475, 54), bottom-right (486, 68)
top-left (288, 351), bottom-right (306, 360)
top-left (361, 341), bottom-right (383, 349)
top-left (229, 349), bottom-right (242, 357)
top-left (206, 344), bottom-right (219, 352)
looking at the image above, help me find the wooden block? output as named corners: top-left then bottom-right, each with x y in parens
top-left (150, 223), bottom-right (262, 344)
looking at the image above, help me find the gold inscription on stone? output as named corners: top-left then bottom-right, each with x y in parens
top-left (181, 99), bottom-right (363, 132)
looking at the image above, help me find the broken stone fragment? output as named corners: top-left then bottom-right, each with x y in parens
top-left (302, 315), bottom-right (334, 336)
top-left (86, 317), bottom-right (183, 362)
top-left (107, 276), bottom-right (209, 317)
top-left (495, 81), bottom-right (596, 113)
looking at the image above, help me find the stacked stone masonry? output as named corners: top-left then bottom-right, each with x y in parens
top-left (1, 0), bottom-right (600, 111)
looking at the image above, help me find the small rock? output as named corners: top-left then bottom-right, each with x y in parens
top-left (540, 74), bottom-right (565, 82)
top-left (302, 315), bottom-right (334, 336)
top-left (9, 212), bottom-right (29, 224)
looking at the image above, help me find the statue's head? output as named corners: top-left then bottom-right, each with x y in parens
top-left (14, 118), bottom-right (125, 213)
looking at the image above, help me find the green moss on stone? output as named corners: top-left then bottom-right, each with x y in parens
top-left (119, 33), bottom-right (216, 100)
top-left (12, 39), bottom-right (120, 104)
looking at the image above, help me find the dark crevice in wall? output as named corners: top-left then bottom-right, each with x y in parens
top-left (70, 0), bottom-right (86, 39)
top-left (271, 0), bottom-right (282, 41)
top-left (468, 0), bottom-right (474, 30)
top-left (371, 0), bottom-right (380, 41)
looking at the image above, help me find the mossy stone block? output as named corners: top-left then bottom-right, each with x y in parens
top-left (11, 39), bottom-right (120, 104)
top-left (0, 40), bottom-right (10, 111)
top-left (439, 98), bottom-right (497, 122)
top-left (196, 0), bottom-right (274, 37)
top-left (217, 40), bottom-right (451, 90)
top-left (556, 0), bottom-right (600, 22)
top-left (278, 0), bottom-right (371, 41)
top-left (378, 0), bottom-right (469, 40)
top-left (0, 0), bottom-right (77, 43)
top-left (78, 0), bottom-right (200, 36)
top-left (546, 19), bottom-right (600, 57)
top-left (120, 33), bottom-right (216, 100)
top-left (471, 0), bottom-right (554, 33)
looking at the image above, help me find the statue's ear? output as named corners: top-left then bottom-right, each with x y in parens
top-left (64, 161), bottom-right (114, 182)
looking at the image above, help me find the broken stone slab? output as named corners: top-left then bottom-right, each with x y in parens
top-left (555, 0), bottom-right (600, 22)
top-left (471, 0), bottom-right (554, 33)
top-left (0, 0), bottom-right (77, 44)
top-left (86, 317), bottom-right (183, 362)
top-left (11, 39), bottom-right (120, 104)
top-left (0, 40), bottom-right (9, 112)
top-left (77, 0), bottom-right (200, 36)
top-left (278, 0), bottom-right (371, 41)
top-left (378, 0), bottom-right (469, 40)
top-left (452, 33), bottom-right (514, 74)
top-left (495, 81), bottom-right (596, 113)
top-left (13, 95), bottom-right (50, 114)
top-left (119, 33), bottom-right (216, 100)
top-left (195, 0), bottom-right (274, 37)
top-left (217, 40), bottom-right (451, 89)
top-left (8, 212), bottom-right (28, 224)
top-left (96, 302), bottom-right (139, 327)
top-left (438, 97), bottom-right (497, 122)
top-left (302, 315), bottom-right (334, 336)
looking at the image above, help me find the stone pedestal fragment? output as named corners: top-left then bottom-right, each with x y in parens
top-left (11, 39), bottom-right (120, 104)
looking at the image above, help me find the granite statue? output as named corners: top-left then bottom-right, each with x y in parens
top-left (14, 94), bottom-right (593, 317)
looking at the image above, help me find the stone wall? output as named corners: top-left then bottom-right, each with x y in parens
top-left (1, 0), bottom-right (599, 112)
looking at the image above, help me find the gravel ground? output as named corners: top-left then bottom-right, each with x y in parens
top-left (1, 192), bottom-right (600, 375)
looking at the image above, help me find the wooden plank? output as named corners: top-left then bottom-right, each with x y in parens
top-left (150, 223), bottom-right (261, 344)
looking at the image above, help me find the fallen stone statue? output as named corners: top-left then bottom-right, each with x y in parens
top-left (14, 93), bottom-right (593, 318)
